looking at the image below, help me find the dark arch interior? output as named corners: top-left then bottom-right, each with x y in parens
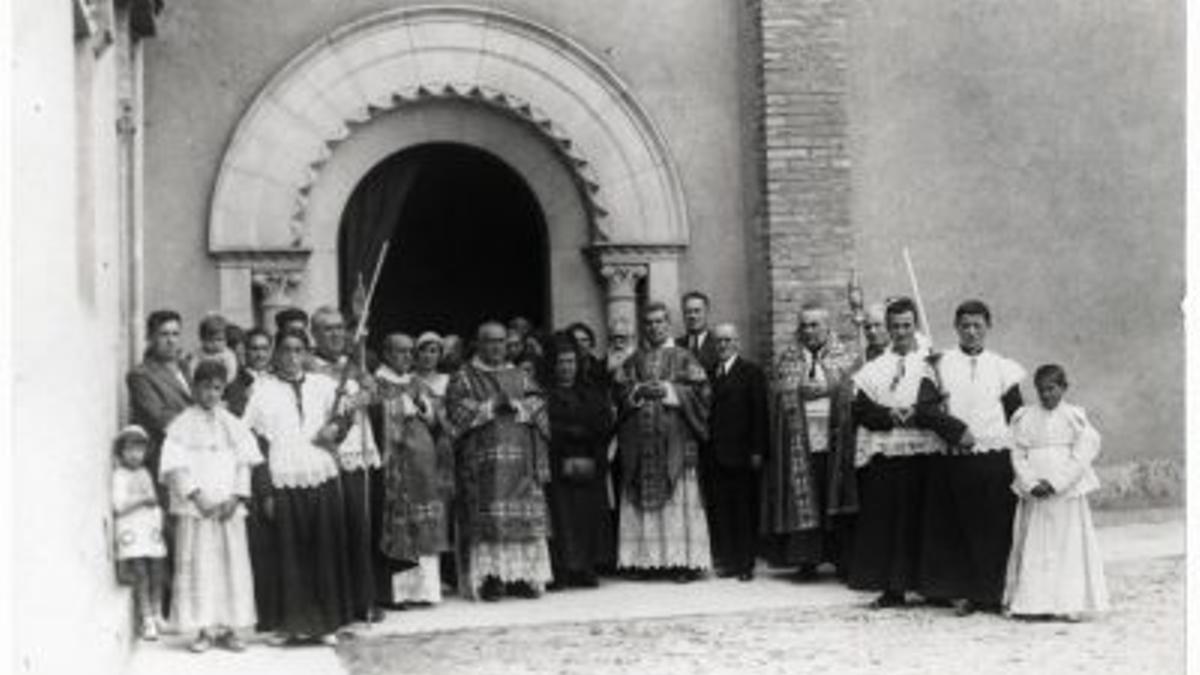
top-left (338, 143), bottom-right (549, 347)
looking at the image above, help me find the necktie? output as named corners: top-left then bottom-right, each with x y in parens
top-left (890, 356), bottom-right (906, 391)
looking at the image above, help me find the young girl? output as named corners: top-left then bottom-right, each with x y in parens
top-left (160, 360), bottom-right (263, 652)
top-left (1004, 364), bottom-right (1109, 620)
top-left (112, 425), bottom-right (168, 640)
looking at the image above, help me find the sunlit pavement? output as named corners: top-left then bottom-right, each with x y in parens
top-left (128, 510), bottom-right (1184, 675)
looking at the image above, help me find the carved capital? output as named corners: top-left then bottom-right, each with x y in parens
top-left (252, 270), bottom-right (303, 307)
top-left (599, 263), bottom-right (647, 299)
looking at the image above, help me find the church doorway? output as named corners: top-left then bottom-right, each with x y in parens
top-left (338, 142), bottom-right (550, 346)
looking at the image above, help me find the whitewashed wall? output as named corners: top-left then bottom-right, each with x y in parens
top-left (12, 1), bottom-right (137, 672)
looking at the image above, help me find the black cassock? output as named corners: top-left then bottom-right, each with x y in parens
top-left (547, 383), bottom-right (615, 578)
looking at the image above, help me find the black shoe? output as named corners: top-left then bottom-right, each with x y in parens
top-left (479, 577), bottom-right (503, 602)
top-left (673, 569), bottom-right (700, 583)
top-left (737, 570), bottom-right (754, 582)
top-left (977, 601), bottom-right (1003, 614)
top-left (367, 607), bottom-right (386, 623)
top-left (794, 564), bottom-right (819, 581)
top-left (953, 599), bottom-right (977, 617)
top-left (716, 568), bottom-right (738, 579)
top-left (508, 581), bottom-right (541, 599)
top-left (575, 572), bottom-right (600, 588)
top-left (868, 591), bottom-right (906, 609)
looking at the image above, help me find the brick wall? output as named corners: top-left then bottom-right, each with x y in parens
top-left (756, 0), bottom-right (856, 362)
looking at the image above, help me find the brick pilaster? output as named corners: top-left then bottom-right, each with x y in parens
top-left (756, 0), bottom-right (856, 362)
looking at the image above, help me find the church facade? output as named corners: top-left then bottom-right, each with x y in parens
top-left (144, 1), bottom-right (779, 351)
top-left (11, 0), bottom-right (1182, 671)
top-left (142, 0), bottom-right (1183, 468)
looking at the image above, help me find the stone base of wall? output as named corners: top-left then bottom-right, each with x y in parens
top-left (1090, 459), bottom-right (1185, 510)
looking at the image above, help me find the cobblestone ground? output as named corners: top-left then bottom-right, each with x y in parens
top-left (337, 557), bottom-right (1183, 675)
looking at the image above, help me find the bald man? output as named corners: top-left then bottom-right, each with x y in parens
top-left (761, 303), bottom-right (858, 580)
top-left (308, 305), bottom-right (387, 622)
top-left (375, 333), bottom-right (414, 385)
top-left (863, 303), bottom-right (891, 362)
top-left (445, 321), bottom-right (552, 601)
top-left (706, 324), bottom-right (769, 580)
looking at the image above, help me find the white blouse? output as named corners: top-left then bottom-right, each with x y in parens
top-left (243, 373), bottom-right (347, 489)
top-left (112, 466), bottom-right (167, 559)
top-left (159, 406), bottom-right (262, 516)
top-left (936, 348), bottom-right (1026, 452)
top-left (1010, 402), bottom-right (1101, 497)
top-left (852, 346), bottom-right (945, 466)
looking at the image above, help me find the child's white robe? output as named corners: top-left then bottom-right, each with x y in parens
top-left (1004, 402), bottom-right (1109, 615)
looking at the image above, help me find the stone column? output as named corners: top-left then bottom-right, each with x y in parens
top-left (252, 270), bottom-right (303, 332)
top-left (599, 262), bottom-right (647, 345)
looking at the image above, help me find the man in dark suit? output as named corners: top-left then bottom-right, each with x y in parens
top-left (676, 291), bottom-right (720, 376)
top-left (706, 323), bottom-right (768, 581)
top-left (126, 309), bottom-right (193, 480)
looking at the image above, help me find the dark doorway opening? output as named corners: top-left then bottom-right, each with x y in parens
top-left (338, 143), bottom-right (549, 347)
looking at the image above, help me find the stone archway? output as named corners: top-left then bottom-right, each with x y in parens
top-left (208, 5), bottom-right (691, 337)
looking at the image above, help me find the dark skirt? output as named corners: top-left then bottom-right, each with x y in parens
top-left (548, 476), bottom-right (613, 576)
top-left (918, 451), bottom-right (1017, 605)
top-left (341, 467), bottom-right (391, 617)
top-left (246, 507), bottom-right (280, 631)
top-left (848, 455), bottom-right (928, 593)
top-left (275, 479), bottom-right (354, 637)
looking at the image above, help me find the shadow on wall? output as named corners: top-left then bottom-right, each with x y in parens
top-left (1091, 459), bottom-right (1184, 510)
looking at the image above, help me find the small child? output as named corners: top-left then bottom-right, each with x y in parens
top-left (1004, 364), bottom-right (1109, 620)
top-left (160, 360), bottom-right (263, 652)
top-left (112, 425), bottom-right (168, 640)
top-left (191, 313), bottom-right (239, 384)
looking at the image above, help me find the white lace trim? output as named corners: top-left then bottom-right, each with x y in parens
top-left (467, 540), bottom-right (552, 592)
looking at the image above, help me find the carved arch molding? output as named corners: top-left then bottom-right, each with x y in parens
top-left (208, 5), bottom-right (690, 334)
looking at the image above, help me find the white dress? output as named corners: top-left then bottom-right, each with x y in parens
top-left (1004, 402), bottom-right (1109, 615)
top-left (112, 466), bottom-right (167, 560)
top-left (160, 406), bottom-right (263, 631)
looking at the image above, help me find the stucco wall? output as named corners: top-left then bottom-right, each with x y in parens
top-left (143, 0), bottom-right (753, 354)
top-left (12, 2), bottom-right (135, 672)
top-left (849, 0), bottom-right (1184, 464)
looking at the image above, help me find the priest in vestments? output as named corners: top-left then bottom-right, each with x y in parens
top-left (615, 302), bottom-right (712, 581)
top-left (760, 304), bottom-right (859, 579)
top-left (376, 333), bottom-right (452, 606)
top-left (446, 321), bottom-right (553, 601)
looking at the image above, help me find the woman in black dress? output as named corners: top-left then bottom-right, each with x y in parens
top-left (545, 337), bottom-right (615, 588)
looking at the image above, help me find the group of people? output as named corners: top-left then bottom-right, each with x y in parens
top-left (111, 290), bottom-right (1109, 653)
